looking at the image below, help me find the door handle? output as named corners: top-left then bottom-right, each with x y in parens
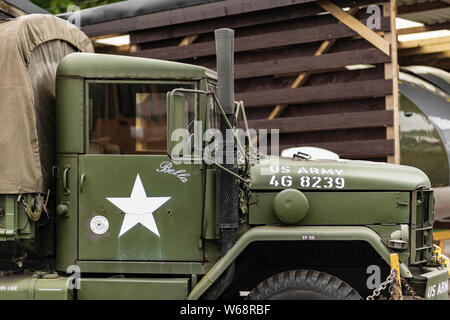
top-left (63, 165), bottom-right (71, 196)
top-left (80, 173), bottom-right (86, 193)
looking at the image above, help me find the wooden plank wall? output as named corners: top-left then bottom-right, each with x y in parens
top-left (114, 0), bottom-right (399, 162)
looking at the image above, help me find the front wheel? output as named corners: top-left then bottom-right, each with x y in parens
top-left (246, 269), bottom-right (362, 300)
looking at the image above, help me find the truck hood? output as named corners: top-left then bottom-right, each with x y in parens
top-left (249, 157), bottom-right (431, 191)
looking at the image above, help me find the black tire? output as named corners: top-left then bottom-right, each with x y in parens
top-left (246, 269), bottom-right (362, 300)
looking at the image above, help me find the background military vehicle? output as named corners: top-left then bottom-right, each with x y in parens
top-left (399, 66), bottom-right (450, 186)
top-left (0, 14), bottom-right (448, 300)
top-left (398, 66), bottom-right (450, 221)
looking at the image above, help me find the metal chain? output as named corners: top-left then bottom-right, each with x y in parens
top-left (366, 269), bottom-right (425, 300)
top-left (389, 271), bottom-right (403, 300)
top-left (366, 269), bottom-right (397, 300)
top-left (20, 197), bottom-right (41, 222)
top-left (401, 278), bottom-right (425, 300)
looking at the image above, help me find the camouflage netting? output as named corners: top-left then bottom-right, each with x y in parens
top-left (0, 14), bottom-right (94, 194)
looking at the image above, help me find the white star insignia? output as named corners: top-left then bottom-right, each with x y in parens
top-left (106, 174), bottom-right (171, 237)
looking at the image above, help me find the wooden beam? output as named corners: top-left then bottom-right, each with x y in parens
top-left (195, 39), bottom-right (391, 69)
top-left (280, 139), bottom-right (395, 158)
top-left (397, 22), bottom-right (450, 35)
top-left (234, 48), bottom-right (389, 79)
top-left (399, 51), bottom-right (450, 65)
top-left (236, 79), bottom-right (393, 107)
top-left (398, 1), bottom-right (449, 14)
top-left (94, 44), bottom-right (130, 55)
top-left (317, 0), bottom-right (391, 56)
top-left (398, 35), bottom-right (450, 49)
top-left (383, 1), bottom-right (400, 164)
top-left (132, 17), bottom-right (390, 60)
top-left (248, 110), bottom-right (393, 133)
top-left (399, 43), bottom-right (450, 56)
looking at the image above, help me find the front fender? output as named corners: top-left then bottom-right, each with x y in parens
top-left (188, 225), bottom-right (412, 300)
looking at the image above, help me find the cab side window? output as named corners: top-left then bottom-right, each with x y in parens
top-left (88, 82), bottom-right (194, 154)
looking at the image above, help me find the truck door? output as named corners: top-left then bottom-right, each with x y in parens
top-left (78, 81), bottom-right (204, 261)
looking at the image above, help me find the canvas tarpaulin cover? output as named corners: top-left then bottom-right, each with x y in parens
top-left (0, 14), bottom-right (93, 194)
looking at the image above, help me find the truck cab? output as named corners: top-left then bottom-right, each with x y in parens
top-left (53, 53), bottom-right (223, 299)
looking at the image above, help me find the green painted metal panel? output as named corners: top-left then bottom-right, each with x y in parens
top-left (250, 158), bottom-right (431, 191)
top-left (422, 268), bottom-right (449, 300)
top-left (369, 224), bottom-right (410, 262)
top-left (0, 274), bottom-right (72, 300)
top-left (78, 155), bottom-right (204, 261)
top-left (0, 194), bottom-right (53, 255)
top-left (249, 191), bottom-right (410, 225)
top-left (57, 53), bottom-right (216, 81)
top-left (34, 277), bottom-right (73, 300)
top-left (56, 78), bottom-right (84, 153)
top-left (76, 260), bottom-right (213, 275)
top-left (0, 195), bottom-right (17, 240)
top-left (55, 155), bottom-right (79, 272)
top-left (77, 277), bottom-right (189, 300)
top-left (188, 225), bottom-right (408, 300)
top-left (203, 168), bottom-right (217, 240)
top-left (0, 275), bottom-right (32, 299)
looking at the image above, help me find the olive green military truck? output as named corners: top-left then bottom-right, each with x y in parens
top-left (0, 14), bottom-right (448, 300)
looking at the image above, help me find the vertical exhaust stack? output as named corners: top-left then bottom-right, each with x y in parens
top-left (215, 29), bottom-right (235, 115)
top-left (215, 28), bottom-right (239, 256)
top-left (203, 27), bottom-right (238, 300)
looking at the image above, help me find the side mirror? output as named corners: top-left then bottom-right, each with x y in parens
top-left (167, 92), bottom-right (187, 156)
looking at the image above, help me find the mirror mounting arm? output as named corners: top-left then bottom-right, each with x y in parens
top-left (167, 88), bottom-right (248, 163)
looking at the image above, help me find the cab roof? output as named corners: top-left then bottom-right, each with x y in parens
top-left (57, 52), bottom-right (217, 81)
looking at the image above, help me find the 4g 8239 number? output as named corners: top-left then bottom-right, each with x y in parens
top-left (270, 175), bottom-right (345, 189)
